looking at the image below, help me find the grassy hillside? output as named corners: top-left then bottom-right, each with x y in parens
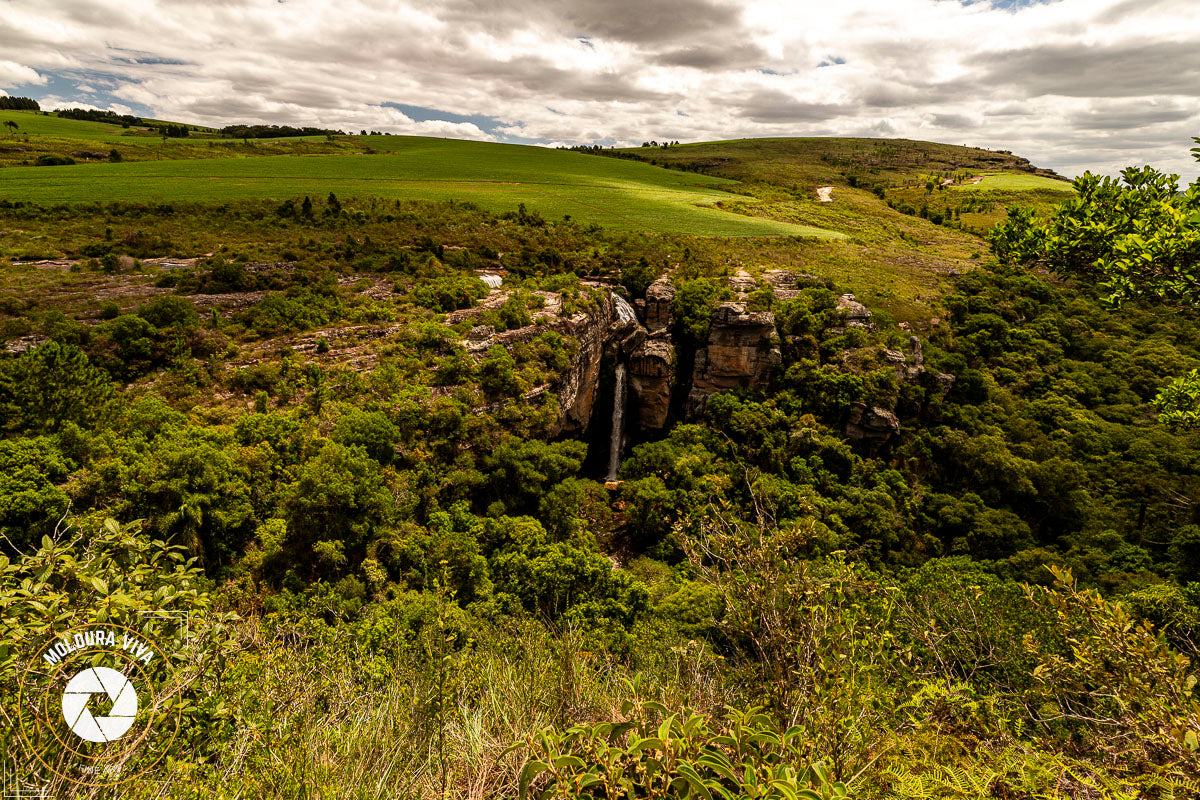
top-left (0, 109), bottom-right (153, 142)
top-left (0, 137), bottom-right (841, 238)
top-left (606, 137), bottom-right (1076, 238)
top-left (0, 130), bottom-right (1075, 319)
top-left (954, 172), bottom-right (1072, 191)
top-left (0, 109), bottom-right (346, 167)
top-left (613, 137), bottom-right (1064, 188)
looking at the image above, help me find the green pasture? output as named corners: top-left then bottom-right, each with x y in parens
top-left (0, 136), bottom-right (843, 237)
top-left (0, 109), bottom-right (153, 143)
top-left (954, 173), bottom-right (1074, 192)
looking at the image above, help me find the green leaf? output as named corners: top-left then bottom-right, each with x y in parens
top-left (630, 737), bottom-right (665, 754)
top-left (676, 763), bottom-right (713, 800)
top-left (697, 753), bottom-right (737, 783)
top-left (552, 754), bottom-right (586, 771)
top-left (767, 781), bottom-right (799, 800)
top-left (518, 760), bottom-right (551, 800)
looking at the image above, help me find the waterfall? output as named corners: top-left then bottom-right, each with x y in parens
top-left (613, 294), bottom-right (637, 324)
top-left (607, 363), bottom-right (627, 482)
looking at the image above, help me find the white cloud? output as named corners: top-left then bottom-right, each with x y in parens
top-left (0, 0), bottom-right (1196, 179)
top-left (0, 60), bottom-right (44, 88)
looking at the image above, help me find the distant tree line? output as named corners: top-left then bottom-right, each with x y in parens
top-left (56, 108), bottom-right (144, 127)
top-left (158, 123), bottom-right (190, 138)
top-left (219, 124), bottom-right (344, 139)
top-left (0, 96), bottom-right (39, 111)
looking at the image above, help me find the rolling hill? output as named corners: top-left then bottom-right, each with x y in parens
top-left (0, 119), bottom-right (1078, 318)
top-left (0, 132), bottom-right (841, 238)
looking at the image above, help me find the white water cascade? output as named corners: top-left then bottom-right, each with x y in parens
top-left (613, 294), bottom-right (637, 325)
top-left (607, 363), bottom-right (627, 481)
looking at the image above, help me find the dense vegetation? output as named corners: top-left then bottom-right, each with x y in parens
top-left (219, 124), bottom-right (344, 139)
top-left (55, 107), bottom-right (147, 127)
top-left (1, 134), bottom-right (1199, 797)
top-left (0, 96), bottom-right (40, 111)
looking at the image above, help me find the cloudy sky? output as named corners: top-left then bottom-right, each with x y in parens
top-left (2, 0), bottom-right (1198, 181)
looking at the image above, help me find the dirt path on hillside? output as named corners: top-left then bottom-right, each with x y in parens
top-left (816, 186), bottom-right (833, 202)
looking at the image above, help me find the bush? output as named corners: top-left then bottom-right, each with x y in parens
top-left (138, 295), bottom-right (200, 329)
top-left (34, 155), bottom-right (75, 166)
top-left (408, 275), bottom-right (488, 313)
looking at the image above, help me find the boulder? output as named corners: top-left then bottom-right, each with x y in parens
top-left (836, 293), bottom-right (874, 329)
top-left (844, 403), bottom-right (900, 444)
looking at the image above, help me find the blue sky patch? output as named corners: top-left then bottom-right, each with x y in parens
top-left (7, 71), bottom-right (155, 118)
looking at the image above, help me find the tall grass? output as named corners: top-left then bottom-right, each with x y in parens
top-left (167, 619), bottom-right (727, 799)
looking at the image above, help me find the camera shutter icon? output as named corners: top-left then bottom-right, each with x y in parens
top-left (61, 666), bottom-right (139, 743)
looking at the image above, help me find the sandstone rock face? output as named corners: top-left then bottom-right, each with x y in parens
top-left (686, 302), bottom-right (781, 418)
top-left (644, 278), bottom-right (674, 332)
top-left (629, 338), bottom-right (675, 430)
top-left (836, 294), bottom-right (874, 329)
top-left (844, 402), bottom-right (900, 444)
top-left (729, 269), bottom-right (757, 295)
top-left (550, 293), bottom-right (616, 435)
top-left (608, 294), bottom-right (645, 359)
top-left (450, 289), bottom-right (618, 436)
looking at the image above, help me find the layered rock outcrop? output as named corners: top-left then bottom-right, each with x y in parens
top-left (628, 338), bottom-right (674, 430)
top-left (627, 279), bottom-right (676, 430)
top-left (643, 278), bottom-right (674, 332)
top-left (449, 277), bottom-right (940, 451)
top-left (844, 403), bottom-right (900, 444)
top-left (449, 289), bottom-right (619, 436)
top-left (686, 302), bottom-right (781, 418)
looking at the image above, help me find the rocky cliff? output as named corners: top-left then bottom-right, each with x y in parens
top-left (628, 278), bottom-right (675, 431)
top-left (628, 338), bottom-right (674, 430)
top-left (685, 302), bottom-right (781, 418)
top-left (451, 274), bottom-right (943, 453)
top-left (450, 288), bottom-right (619, 436)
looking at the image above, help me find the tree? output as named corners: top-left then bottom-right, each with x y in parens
top-left (331, 408), bottom-right (400, 465)
top-left (3, 120), bottom-right (16, 137)
top-left (990, 142), bottom-right (1200, 307)
top-left (0, 342), bottom-right (115, 434)
top-left (991, 141), bottom-right (1200, 426)
top-left (284, 442), bottom-right (393, 579)
top-left (0, 437), bottom-right (72, 550)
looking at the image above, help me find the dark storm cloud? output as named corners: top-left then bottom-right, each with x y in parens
top-left (438, 0), bottom-right (746, 45)
top-left (971, 40), bottom-right (1200, 98)
top-left (733, 89), bottom-right (846, 123)
top-left (655, 43), bottom-right (767, 69)
top-left (932, 113), bottom-right (978, 128)
top-left (1066, 104), bottom-right (1198, 130)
